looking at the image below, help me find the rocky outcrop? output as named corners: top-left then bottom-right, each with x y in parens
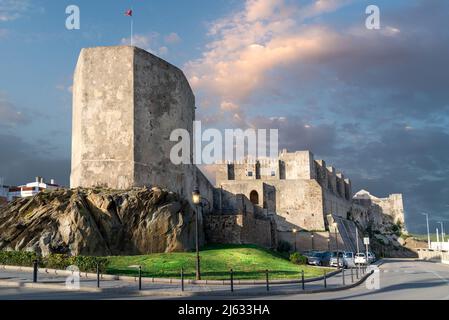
top-left (0, 187), bottom-right (203, 257)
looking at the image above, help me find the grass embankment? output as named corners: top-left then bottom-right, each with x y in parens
top-left (408, 234), bottom-right (444, 242)
top-left (106, 244), bottom-right (332, 280)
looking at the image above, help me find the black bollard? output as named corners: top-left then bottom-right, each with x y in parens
top-left (301, 270), bottom-right (305, 290)
top-left (266, 270), bottom-right (269, 292)
top-left (96, 263), bottom-right (100, 288)
top-left (32, 260), bottom-right (38, 283)
top-left (342, 268), bottom-right (345, 286)
top-left (356, 266), bottom-right (359, 279)
top-left (181, 268), bottom-right (184, 292)
top-left (351, 268), bottom-right (354, 283)
top-left (138, 266), bottom-right (142, 291)
top-left (324, 271), bottom-right (327, 288)
top-left (230, 269), bottom-right (234, 292)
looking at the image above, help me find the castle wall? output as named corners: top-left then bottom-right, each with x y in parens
top-left (70, 46), bottom-right (214, 205)
top-left (278, 231), bottom-right (345, 252)
top-left (204, 213), bottom-right (275, 248)
top-left (279, 151), bottom-right (315, 180)
top-left (268, 180), bottom-right (326, 231)
top-left (323, 189), bottom-right (352, 220)
top-left (132, 47), bottom-right (196, 198)
top-left (71, 46), bottom-right (135, 190)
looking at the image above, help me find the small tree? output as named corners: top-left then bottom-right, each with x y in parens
top-left (289, 252), bottom-right (307, 265)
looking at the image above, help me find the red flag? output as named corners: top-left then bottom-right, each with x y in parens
top-left (125, 9), bottom-right (133, 17)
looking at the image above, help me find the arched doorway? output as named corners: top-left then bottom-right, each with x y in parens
top-left (250, 190), bottom-right (259, 205)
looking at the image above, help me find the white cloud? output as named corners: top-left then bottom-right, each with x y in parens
top-left (120, 32), bottom-right (159, 49)
top-left (185, 0), bottom-right (348, 121)
top-left (0, 0), bottom-right (30, 22)
top-left (164, 32), bottom-right (181, 44)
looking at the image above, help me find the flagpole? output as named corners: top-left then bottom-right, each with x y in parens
top-left (131, 17), bottom-right (133, 46)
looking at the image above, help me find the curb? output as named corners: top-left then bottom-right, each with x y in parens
top-left (0, 280), bottom-right (102, 293)
top-left (104, 271), bottom-right (375, 297)
top-left (0, 264), bottom-right (340, 286)
top-left (0, 271), bottom-right (373, 297)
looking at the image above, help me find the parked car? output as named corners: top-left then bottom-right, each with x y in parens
top-left (307, 251), bottom-right (332, 266)
top-left (307, 251), bottom-right (323, 266)
top-left (343, 251), bottom-right (356, 268)
top-left (367, 251), bottom-right (376, 263)
top-left (329, 251), bottom-right (345, 268)
top-left (354, 252), bottom-right (367, 265)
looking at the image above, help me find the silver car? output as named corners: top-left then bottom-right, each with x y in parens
top-left (343, 251), bottom-right (356, 268)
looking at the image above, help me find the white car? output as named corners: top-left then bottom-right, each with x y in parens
top-left (354, 253), bottom-right (367, 265)
top-left (343, 252), bottom-right (356, 268)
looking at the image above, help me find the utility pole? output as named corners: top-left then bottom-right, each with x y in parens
top-left (436, 228), bottom-right (440, 252)
top-left (422, 213), bottom-right (431, 249)
top-left (438, 222), bottom-right (445, 243)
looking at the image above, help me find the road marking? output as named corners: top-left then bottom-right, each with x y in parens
top-left (420, 267), bottom-right (449, 300)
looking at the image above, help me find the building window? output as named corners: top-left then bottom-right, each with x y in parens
top-left (247, 171), bottom-right (253, 177)
top-left (271, 170), bottom-right (276, 177)
top-left (250, 190), bottom-right (259, 205)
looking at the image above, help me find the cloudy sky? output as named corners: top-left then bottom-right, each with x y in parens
top-left (0, 0), bottom-right (448, 233)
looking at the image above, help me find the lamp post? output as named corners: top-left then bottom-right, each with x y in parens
top-left (311, 233), bottom-right (315, 251)
top-left (292, 228), bottom-right (298, 252)
top-left (438, 221), bottom-right (445, 243)
top-left (327, 238), bottom-right (330, 251)
top-left (422, 213), bottom-right (431, 249)
top-left (333, 222), bottom-right (340, 269)
top-left (192, 186), bottom-right (201, 280)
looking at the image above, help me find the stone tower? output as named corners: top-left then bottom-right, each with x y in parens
top-left (70, 46), bottom-right (195, 196)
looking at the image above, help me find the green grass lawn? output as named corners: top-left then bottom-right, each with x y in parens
top-left (409, 234), bottom-right (446, 242)
top-left (106, 244), bottom-right (332, 280)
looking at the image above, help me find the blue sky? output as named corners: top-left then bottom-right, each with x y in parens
top-left (1, 0), bottom-right (449, 233)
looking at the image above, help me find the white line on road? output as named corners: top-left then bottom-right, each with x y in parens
top-left (421, 267), bottom-right (449, 300)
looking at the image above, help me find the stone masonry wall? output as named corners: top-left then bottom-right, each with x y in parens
top-left (204, 213), bottom-right (275, 248)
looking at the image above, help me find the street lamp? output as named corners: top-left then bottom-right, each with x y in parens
top-left (292, 228), bottom-right (298, 252)
top-left (422, 213), bottom-right (431, 249)
top-left (311, 233), bottom-right (315, 251)
top-left (192, 186), bottom-right (201, 280)
top-left (438, 221), bottom-right (445, 243)
top-left (333, 222), bottom-right (340, 269)
top-left (327, 238), bottom-right (330, 251)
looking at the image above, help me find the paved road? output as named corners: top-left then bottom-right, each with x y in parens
top-left (266, 259), bottom-right (449, 300)
top-left (0, 259), bottom-right (447, 300)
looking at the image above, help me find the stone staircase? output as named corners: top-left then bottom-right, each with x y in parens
top-left (334, 216), bottom-right (364, 253)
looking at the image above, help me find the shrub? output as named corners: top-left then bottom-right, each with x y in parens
top-left (289, 252), bottom-right (307, 265)
top-left (0, 251), bottom-right (37, 267)
top-left (0, 251), bottom-right (109, 273)
top-left (277, 240), bottom-right (292, 253)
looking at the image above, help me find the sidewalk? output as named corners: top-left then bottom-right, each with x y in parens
top-left (0, 266), bottom-right (373, 297)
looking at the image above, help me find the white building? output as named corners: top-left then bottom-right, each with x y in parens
top-left (4, 177), bottom-right (60, 202)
